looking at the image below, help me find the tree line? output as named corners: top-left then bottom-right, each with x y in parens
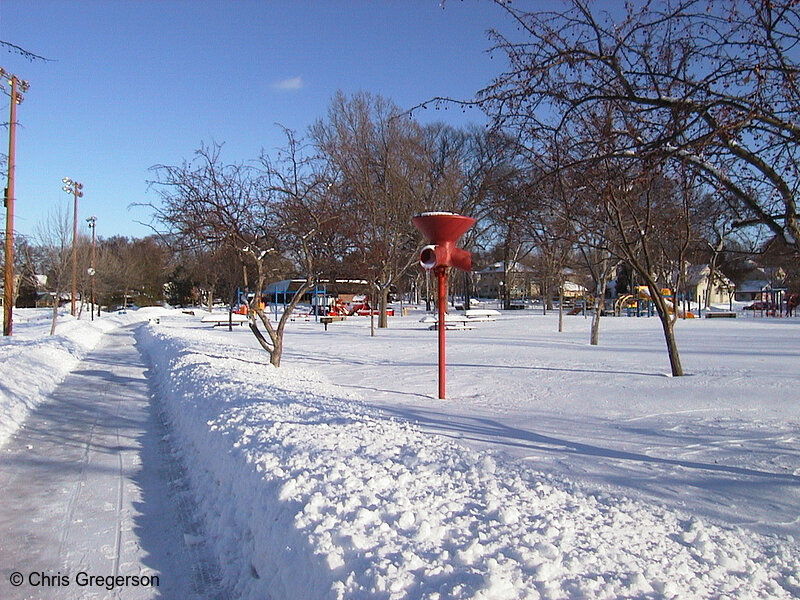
top-left (12, 212), bottom-right (175, 332)
top-left (10, 0), bottom-right (800, 375)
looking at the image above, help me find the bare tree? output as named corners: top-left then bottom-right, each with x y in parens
top-left (522, 175), bottom-right (577, 332)
top-left (570, 156), bottom-right (695, 376)
top-left (456, 129), bottom-right (526, 310)
top-left (92, 236), bottom-right (169, 311)
top-left (312, 91), bottom-right (430, 328)
top-left (690, 191), bottom-right (757, 310)
top-left (481, 0), bottom-right (800, 253)
top-left (474, 150), bottom-right (534, 310)
top-left (581, 242), bottom-right (618, 345)
top-left (34, 207), bottom-right (72, 334)
top-left (97, 237), bottom-right (138, 311)
top-left (149, 137), bottom-right (335, 367)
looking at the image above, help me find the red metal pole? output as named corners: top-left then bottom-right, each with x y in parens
top-left (437, 266), bottom-right (447, 399)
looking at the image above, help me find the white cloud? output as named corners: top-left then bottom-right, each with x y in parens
top-left (271, 76), bottom-right (303, 91)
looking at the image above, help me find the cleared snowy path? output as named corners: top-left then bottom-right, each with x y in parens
top-left (0, 325), bottom-right (220, 600)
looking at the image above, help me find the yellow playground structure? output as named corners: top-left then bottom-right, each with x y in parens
top-left (614, 286), bottom-right (695, 318)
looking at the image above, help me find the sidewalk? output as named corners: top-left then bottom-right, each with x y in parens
top-left (0, 325), bottom-right (218, 600)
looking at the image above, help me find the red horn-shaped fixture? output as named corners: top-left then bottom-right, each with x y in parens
top-left (412, 212), bottom-right (475, 272)
top-left (412, 212), bottom-right (476, 399)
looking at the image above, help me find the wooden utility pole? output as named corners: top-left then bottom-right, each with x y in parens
top-left (3, 71), bottom-right (29, 336)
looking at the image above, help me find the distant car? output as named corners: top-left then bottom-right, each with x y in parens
top-left (114, 302), bottom-right (139, 313)
top-left (743, 301), bottom-right (777, 311)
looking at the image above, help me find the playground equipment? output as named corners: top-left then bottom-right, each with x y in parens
top-left (326, 296), bottom-right (394, 317)
top-left (231, 288), bottom-right (266, 315)
top-left (615, 286), bottom-right (695, 318)
top-left (412, 211), bottom-right (476, 400)
top-left (326, 298), bottom-right (352, 317)
top-left (743, 290), bottom-right (797, 317)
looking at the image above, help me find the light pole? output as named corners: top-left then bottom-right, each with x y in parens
top-left (86, 216), bottom-right (97, 320)
top-left (62, 177), bottom-right (83, 317)
top-left (2, 69), bottom-right (29, 337)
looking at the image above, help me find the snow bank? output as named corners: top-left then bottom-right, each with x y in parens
top-left (139, 317), bottom-right (800, 600)
top-left (0, 307), bottom-right (168, 448)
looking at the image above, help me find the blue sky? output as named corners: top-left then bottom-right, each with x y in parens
top-left (0, 0), bottom-right (514, 242)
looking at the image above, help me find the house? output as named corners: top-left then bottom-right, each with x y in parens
top-left (0, 273), bottom-right (50, 308)
top-left (731, 265), bottom-right (786, 302)
top-left (561, 280), bottom-right (587, 299)
top-left (474, 261), bottom-right (538, 300)
top-left (685, 264), bottom-right (735, 305)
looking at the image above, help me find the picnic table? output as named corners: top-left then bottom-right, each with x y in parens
top-left (419, 315), bottom-right (475, 330)
top-left (200, 313), bottom-right (249, 327)
top-left (464, 309), bottom-right (501, 322)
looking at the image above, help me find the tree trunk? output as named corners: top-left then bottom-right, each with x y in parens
top-left (590, 304), bottom-right (601, 346)
top-left (250, 304), bottom-right (286, 367)
top-left (590, 278), bottom-right (608, 346)
top-left (50, 297), bottom-right (59, 335)
top-left (705, 251), bottom-right (720, 309)
top-left (558, 282), bottom-right (564, 333)
top-left (464, 271), bottom-right (472, 310)
top-left (370, 289), bottom-right (376, 337)
top-left (658, 310), bottom-right (683, 376)
top-left (378, 286), bottom-right (390, 328)
top-left (502, 267), bottom-right (511, 310)
top-left (648, 283), bottom-right (684, 376)
top-left (679, 266), bottom-right (687, 320)
top-left (425, 270), bottom-right (431, 312)
top-left (249, 319), bottom-right (274, 355)
top-left (245, 261), bottom-right (312, 368)
top-left (269, 335), bottom-right (282, 367)
top-left (541, 277), bottom-right (548, 315)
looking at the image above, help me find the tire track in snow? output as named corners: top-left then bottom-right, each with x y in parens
top-left (57, 415), bottom-right (98, 564)
top-left (0, 324), bottom-right (227, 599)
top-left (111, 396), bottom-right (124, 580)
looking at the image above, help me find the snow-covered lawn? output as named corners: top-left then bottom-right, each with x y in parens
top-left (135, 308), bottom-right (799, 599)
top-left (2, 307), bottom-right (799, 598)
top-left (281, 310), bottom-right (800, 540)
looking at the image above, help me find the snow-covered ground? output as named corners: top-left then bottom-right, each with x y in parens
top-left (139, 308), bottom-right (799, 599)
top-left (2, 306), bottom-right (799, 599)
top-left (281, 309), bottom-right (800, 540)
top-left (0, 308), bottom-right (168, 448)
